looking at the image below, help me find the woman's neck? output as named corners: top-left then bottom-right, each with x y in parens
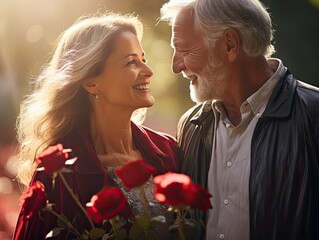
top-left (89, 107), bottom-right (135, 156)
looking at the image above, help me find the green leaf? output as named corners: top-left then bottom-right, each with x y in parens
top-left (80, 233), bottom-right (89, 240)
top-left (118, 228), bottom-right (127, 240)
top-left (135, 215), bottom-right (151, 228)
top-left (145, 230), bottom-right (157, 240)
top-left (113, 217), bottom-right (127, 229)
top-left (150, 215), bottom-right (166, 224)
top-left (45, 228), bottom-right (62, 238)
top-left (184, 219), bottom-right (197, 228)
top-left (89, 227), bottom-right (107, 240)
top-left (129, 225), bottom-right (144, 240)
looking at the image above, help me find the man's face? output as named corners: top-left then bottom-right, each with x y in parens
top-left (171, 8), bottom-right (228, 103)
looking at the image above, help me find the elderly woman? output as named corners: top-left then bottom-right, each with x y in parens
top-left (13, 13), bottom-right (178, 239)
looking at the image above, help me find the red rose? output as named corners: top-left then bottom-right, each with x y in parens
top-left (187, 184), bottom-right (213, 211)
top-left (19, 181), bottom-right (48, 219)
top-left (115, 160), bottom-right (155, 189)
top-left (153, 172), bottom-right (191, 206)
top-left (153, 172), bottom-right (212, 210)
top-left (86, 186), bottom-right (128, 223)
top-left (36, 144), bottom-right (69, 174)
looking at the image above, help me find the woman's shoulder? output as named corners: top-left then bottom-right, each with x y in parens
top-left (133, 123), bottom-right (179, 174)
top-left (133, 123), bottom-right (177, 149)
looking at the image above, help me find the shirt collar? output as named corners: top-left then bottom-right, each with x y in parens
top-left (211, 58), bottom-right (286, 122)
top-left (246, 58), bottom-right (286, 117)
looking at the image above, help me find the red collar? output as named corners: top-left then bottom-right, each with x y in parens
top-left (64, 122), bottom-right (169, 175)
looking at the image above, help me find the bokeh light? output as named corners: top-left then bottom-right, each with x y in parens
top-left (5, 155), bottom-right (19, 177)
top-left (26, 25), bottom-right (44, 43)
top-left (0, 177), bottom-right (13, 194)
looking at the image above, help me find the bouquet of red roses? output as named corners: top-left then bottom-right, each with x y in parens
top-left (19, 144), bottom-right (212, 240)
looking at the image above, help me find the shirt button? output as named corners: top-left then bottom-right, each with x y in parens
top-left (224, 199), bottom-right (229, 205)
top-left (256, 112), bottom-right (262, 118)
top-left (225, 123), bottom-right (231, 128)
top-left (220, 234), bottom-right (225, 239)
top-left (226, 161), bottom-right (232, 167)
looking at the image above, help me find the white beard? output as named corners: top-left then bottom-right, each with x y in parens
top-left (190, 55), bottom-right (229, 103)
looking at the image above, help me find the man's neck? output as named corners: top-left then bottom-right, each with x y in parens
top-left (220, 56), bottom-right (275, 126)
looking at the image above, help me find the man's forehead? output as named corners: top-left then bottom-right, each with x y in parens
top-left (172, 7), bottom-right (195, 31)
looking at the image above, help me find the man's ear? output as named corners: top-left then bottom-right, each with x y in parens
top-left (224, 28), bottom-right (240, 62)
top-left (81, 77), bottom-right (98, 95)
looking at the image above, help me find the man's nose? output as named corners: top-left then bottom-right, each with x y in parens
top-left (172, 52), bottom-right (185, 74)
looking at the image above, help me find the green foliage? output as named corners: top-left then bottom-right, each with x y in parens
top-left (129, 215), bottom-right (166, 240)
top-left (89, 228), bottom-right (107, 240)
top-left (310, 0), bottom-right (319, 8)
top-left (117, 228), bottom-right (127, 240)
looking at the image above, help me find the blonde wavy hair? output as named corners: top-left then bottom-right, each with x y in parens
top-left (16, 13), bottom-right (144, 186)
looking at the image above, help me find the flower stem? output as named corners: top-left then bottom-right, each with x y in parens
top-left (58, 172), bottom-right (95, 229)
top-left (46, 207), bottom-right (81, 237)
top-left (177, 208), bottom-right (186, 240)
top-left (110, 218), bottom-right (120, 239)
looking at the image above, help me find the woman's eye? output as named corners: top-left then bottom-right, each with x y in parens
top-left (126, 59), bottom-right (148, 66)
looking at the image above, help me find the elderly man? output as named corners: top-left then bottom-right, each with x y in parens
top-left (160, 0), bottom-right (319, 239)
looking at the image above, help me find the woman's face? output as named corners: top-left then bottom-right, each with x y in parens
top-left (93, 31), bottom-right (154, 111)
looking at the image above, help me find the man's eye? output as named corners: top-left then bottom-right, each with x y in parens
top-left (181, 51), bottom-right (189, 56)
top-left (175, 49), bottom-right (189, 56)
top-left (127, 60), bottom-right (136, 65)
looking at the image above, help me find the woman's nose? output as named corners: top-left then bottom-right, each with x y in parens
top-left (142, 62), bottom-right (153, 77)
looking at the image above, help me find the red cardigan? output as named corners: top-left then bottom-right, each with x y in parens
top-left (13, 122), bottom-right (178, 240)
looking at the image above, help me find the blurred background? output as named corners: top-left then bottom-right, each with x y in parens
top-left (0, 0), bottom-right (318, 238)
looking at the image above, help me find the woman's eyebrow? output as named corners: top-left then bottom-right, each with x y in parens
top-left (121, 52), bottom-right (145, 59)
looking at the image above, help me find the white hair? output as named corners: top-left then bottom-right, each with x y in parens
top-left (160, 0), bottom-right (275, 57)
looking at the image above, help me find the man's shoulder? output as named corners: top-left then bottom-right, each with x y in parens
top-left (296, 80), bottom-right (319, 95)
top-left (178, 101), bottom-right (214, 126)
top-left (179, 104), bottom-right (203, 122)
top-left (295, 80), bottom-right (319, 107)
top-left (177, 101), bottom-right (215, 142)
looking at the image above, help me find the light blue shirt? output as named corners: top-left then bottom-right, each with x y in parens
top-left (205, 59), bottom-right (286, 240)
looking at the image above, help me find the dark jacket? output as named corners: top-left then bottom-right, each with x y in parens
top-left (13, 122), bottom-right (178, 240)
top-left (177, 70), bottom-right (319, 240)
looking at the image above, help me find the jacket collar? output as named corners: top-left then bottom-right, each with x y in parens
top-left (262, 70), bottom-right (297, 118)
top-left (189, 69), bottom-right (296, 125)
top-left (190, 101), bottom-right (214, 125)
top-left (68, 121), bottom-right (168, 174)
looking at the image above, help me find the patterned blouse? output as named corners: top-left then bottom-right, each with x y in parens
top-left (105, 167), bottom-right (174, 240)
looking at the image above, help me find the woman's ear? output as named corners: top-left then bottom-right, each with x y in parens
top-left (81, 77), bottom-right (98, 95)
top-left (223, 28), bottom-right (240, 62)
